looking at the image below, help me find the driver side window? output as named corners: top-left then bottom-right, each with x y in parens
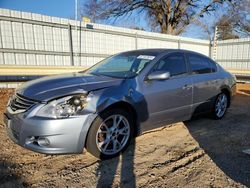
top-left (154, 53), bottom-right (187, 77)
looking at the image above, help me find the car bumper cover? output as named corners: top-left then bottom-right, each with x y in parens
top-left (4, 107), bottom-right (96, 154)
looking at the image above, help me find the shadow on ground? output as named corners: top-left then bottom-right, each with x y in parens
top-left (0, 154), bottom-right (26, 188)
top-left (96, 139), bottom-right (136, 188)
top-left (185, 93), bottom-right (250, 186)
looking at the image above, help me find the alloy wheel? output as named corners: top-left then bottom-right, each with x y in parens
top-left (215, 93), bottom-right (228, 118)
top-left (96, 115), bottom-right (130, 155)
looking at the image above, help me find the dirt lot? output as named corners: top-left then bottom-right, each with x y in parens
top-left (0, 84), bottom-right (250, 188)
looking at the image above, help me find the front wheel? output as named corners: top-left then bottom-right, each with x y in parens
top-left (86, 109), bottom-right (134, 159)
top-left (211, 92), bottom-right (228, 119)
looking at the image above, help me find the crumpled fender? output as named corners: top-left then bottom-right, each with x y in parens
top-left (84, 79), bottom-right (149, 124)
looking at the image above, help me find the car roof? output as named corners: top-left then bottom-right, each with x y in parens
top-left (122, 48), bottom-right (204, 56)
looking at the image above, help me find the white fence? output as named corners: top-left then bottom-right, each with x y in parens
top-left (216, 38), bottom-right (250, 70)
top-left (0, 8), bottom-right (249, 71)
top-left (0, 8), bottom-right (210, 67)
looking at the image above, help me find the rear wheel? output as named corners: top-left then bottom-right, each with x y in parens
top-left (212, 92), bottom-right (228, 119)
top-left (86, 109), bottom-right (133, 159)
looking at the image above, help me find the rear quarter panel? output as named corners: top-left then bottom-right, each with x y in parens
top-left (217, 64), bottom-right (237, 97)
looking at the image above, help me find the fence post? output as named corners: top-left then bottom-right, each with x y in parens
top-left (0, 24), bottom-right (5, 64)
top-left (68, 23), bottom-right (74, 66)
top-left (178, 39), bottom-right (181, 49)
top-left (213, 26), bottom-right (218, 60)
top-left (79, 21), bottom-right (81, 66)
top-left (135, 33), bottom-right (138, 50)
top-left (209, 40), bottom-right (212, 58)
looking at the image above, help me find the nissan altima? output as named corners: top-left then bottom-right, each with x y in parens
top-left (4, 49), bottom-right (236, 159)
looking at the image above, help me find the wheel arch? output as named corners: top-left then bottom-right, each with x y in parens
top-left (220, 86), bottom-right (231, 107)
top-left (84, 100), bottom-right (139, 149)
top-left (99, 101), bottom-right (139, 136)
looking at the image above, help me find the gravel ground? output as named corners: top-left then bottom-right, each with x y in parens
top-left (0, 84), bottom-right (250, 188)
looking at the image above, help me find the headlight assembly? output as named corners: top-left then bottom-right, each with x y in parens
top-left (36, 95), bottom-right (88, 119)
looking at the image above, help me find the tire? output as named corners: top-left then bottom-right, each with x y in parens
top-left (86, 108), bottom-right (134, 160)
top-left (211, 92), bottom-right (229, 120)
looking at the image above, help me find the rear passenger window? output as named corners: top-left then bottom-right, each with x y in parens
top-left (154, 53), bottom-right (187, 77)
top-left (188, 54), bottom-right (212, 74)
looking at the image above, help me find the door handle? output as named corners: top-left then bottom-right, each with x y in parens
top-left (182, 84), bottom-right (192, 90)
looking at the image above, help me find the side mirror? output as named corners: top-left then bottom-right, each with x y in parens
top-left (147, 71), bottom-right (170, 81)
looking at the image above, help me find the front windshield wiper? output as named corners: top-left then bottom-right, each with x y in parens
top-left (86, 71), bottom-right (136, 79)
top-left (86, 72), bottom-right (103, 77)
top-left (89, 72), bottom-right (118, 79)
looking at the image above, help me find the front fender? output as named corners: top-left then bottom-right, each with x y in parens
top-left (85, 81), bottom-right (149, 124)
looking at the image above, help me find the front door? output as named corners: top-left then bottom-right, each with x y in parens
top-left (141, 52), bottom-right (193, 131)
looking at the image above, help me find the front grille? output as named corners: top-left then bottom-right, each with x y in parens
top-left (10, 93), bottom-right (38, 112)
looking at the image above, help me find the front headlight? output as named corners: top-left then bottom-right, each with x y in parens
top-left (36, 95), bottom-right (88, 119)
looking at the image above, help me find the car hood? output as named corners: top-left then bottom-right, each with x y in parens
top-left (16, 72), bottom-right (124, 102)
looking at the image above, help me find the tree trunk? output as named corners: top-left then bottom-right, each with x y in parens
top-left (161, 22), bottom-right (168, 33)
top-left (161, 23), bottom-right (175, 35)
top-left (167, 24), bottom-right (175, 34)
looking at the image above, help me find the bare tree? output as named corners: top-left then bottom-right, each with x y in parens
top-left (82, 0), bottom-right (232, 35)
top-left (216, 16), bottom-right (239, 40)
top-left (229, 0), bottom-right (250, 37)
top-left (215, 0), bottom-right (250, 40)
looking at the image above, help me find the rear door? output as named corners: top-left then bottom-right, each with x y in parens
top-left (141, 52), bottom-right (193, 131)
top-left (186, 53), bottom-right (219, 114)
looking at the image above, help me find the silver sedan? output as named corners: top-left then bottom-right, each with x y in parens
top-left (4, 49), bottom-right (236, 159)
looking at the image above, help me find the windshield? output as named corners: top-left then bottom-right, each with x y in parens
top-left (85, 52), bottom-right (156, 78)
